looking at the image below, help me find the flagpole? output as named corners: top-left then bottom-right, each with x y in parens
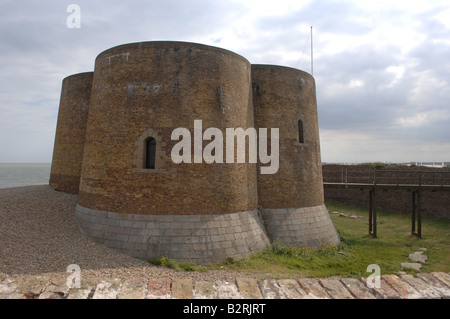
top-left (311, 26), bottom-right (313, 76)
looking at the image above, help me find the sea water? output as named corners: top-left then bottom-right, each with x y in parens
top-left (0, 163), bottom-right (51, 189)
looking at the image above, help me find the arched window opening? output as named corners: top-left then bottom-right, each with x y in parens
top-left (298, 120), bottom-right (304, 144)
top-left (145, 138), bottom-right (156, 169)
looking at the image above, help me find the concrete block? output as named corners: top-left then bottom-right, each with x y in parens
top-left (172, 279), bottom-right (193, 299)
top-left (194, 281), bottom-right (216, 299)
top-left (236, 278), bottom-right (263, 299)
top-left (147, 279), bottom-right (171, 299)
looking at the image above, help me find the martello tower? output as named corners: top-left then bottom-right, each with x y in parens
top-left (50, 41), bottom-right (339, 264)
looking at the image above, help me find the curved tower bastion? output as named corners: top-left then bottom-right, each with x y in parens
top-left (50, 41), bottom-right (339, 264)
top-left (50, 72), bottom-right (93, 194)
top-left (252, 65), bottom-right (340, 248)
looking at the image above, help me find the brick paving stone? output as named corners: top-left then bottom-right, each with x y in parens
top-left (0, 278), bottom-right (17, 296)
top-left (117, 278), bottom-right (147, 299)
top-left (42, 276), bottom-right (71, 299)
top-left (372, 276), bottom-right (401, 299)
top-left (194, 281), bottom-right (216, 299)
top-left (431, 272), bottom-right (450, 287)
top-left (172, 278), bottom-right (193, 299)
top-left (92, 280), bottom-right (121, 299)
top-left (215, 281), bottom-right (242, 299)
top-left (236, 278), bottom-right (263, 299)
top-left (297, 278), bottom-right (331, 299)
top-left (147, 278), bottom-right (171, 299)
top-left (382, 275), bottom-right (421, 299)
top-left (258, 278), bottom-right (287, 299)
top-left (319, 278), bottom-right (354, 299)
top-left (14, 275), bottom-right (52, 298)
top-left (400, 275), bottom-right (442, 299)
top-left (417, 273), bottom-right (450, 298)
top-left (277, 279), bottom-right (308, 299)
top-left (66, 278), bottom-right (97, 299)
top-left (340, 278), bottom-right (377, 299)
top-left (4, 292), bottom-right (27, 299)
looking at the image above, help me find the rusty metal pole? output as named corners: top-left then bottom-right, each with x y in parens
top-left (412, 191), bottom-right (416, 234)
top-left (417, 189), bottom-right (422, 238)
top-left (369, 190), bottom-right (373, 235)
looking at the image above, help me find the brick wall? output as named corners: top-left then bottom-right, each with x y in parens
top-left (50, 72), bottom-right (93, 194)
top-left (323, 164), bottom-right (450, 219)
top-left (78, 42), bottom-right (257, 215)
top-left (253, 65), bottom-right (324, 209)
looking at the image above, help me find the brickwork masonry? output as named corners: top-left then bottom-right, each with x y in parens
top-left (50, 41), bottom-right (340, 263)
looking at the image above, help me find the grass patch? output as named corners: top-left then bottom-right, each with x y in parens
top-left (148, 200), bottom-right (450, 278)
top-left (148, 256), bottom-right (201, 272)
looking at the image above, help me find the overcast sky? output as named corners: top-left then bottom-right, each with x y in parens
top-left (1, 0), bottom-right (449, 163)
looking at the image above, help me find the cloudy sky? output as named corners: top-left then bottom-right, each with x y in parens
top-left (1, 0), bottom-right (449, 163)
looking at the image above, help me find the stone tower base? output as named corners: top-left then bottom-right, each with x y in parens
top-left (260, 205), bottom-right (340, 248)
top-left (75, 205), bottom-right (270, 264)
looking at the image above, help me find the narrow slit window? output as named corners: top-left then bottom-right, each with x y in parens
top-left (145, 138), bottom-right (156, 169)
top-left (298, 120), bottom-right (304, 144)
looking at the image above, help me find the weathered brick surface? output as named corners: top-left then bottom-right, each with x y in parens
top-left (92, 279), bottom-right (121, 299)
top-left (277, 279), bottom-right (308, 299)
top-left (340, 278), bottom-right (377, 299)
top-left (193, 281), bottom-right (216, 299)
top-left (78, 42), bottom-right (256, 216)
top-left (172, 278), bottom-right (193, 299)
top-left (258, 278), bottom-right (287, 299)
top-left (50, 72), bottom-right (93, 194)
top-left (253, 65), bottom-right (324, 209)
top-left (417, 273), bottom-right (450, 298)
top-left (297, 278), bottom-right (331, 299)
top-left (372, 276), bottom-right (402, 299)
top-left (400, 275), bottom-right (442, 299)
top-left (236, 278), bottom-right (263, 299)
top-left (117, 278), bottom-right (147, 299)
top-left (214, 281), bottom-right (242, 299)
top-left (382, 274), bottom-right (421, 299)
top-left (319, 278), bottom-right (354, 299)
top-left (1, 273), bottom-right (449, 299)
top-left (147, 278), bottom-right (171, 299)
top-left (52, 41), bottom-right (340, 262)
top-left (432, 272), bottom-right (450, 287)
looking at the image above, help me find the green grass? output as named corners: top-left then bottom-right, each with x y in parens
top-left (148, 200), bottom-right (450, 278)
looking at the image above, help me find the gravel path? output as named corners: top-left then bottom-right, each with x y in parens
top-left (0, 185), bottom-right (266, 282)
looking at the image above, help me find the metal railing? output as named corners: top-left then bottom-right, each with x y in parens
top-left (323, 168), bottom-right (450, 187)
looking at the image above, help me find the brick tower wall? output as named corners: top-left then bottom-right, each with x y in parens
top-left (49, 72), bottom-right (93, 194)
top-left (252, 65), bottom-right (339, 248)
top-left (78, 41), bottom-right (258, 216)
top-left (74, 42), bottom-right (269, 263)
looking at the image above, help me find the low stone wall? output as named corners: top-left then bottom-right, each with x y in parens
top-left (323, 164), bottom-right (450, 219)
